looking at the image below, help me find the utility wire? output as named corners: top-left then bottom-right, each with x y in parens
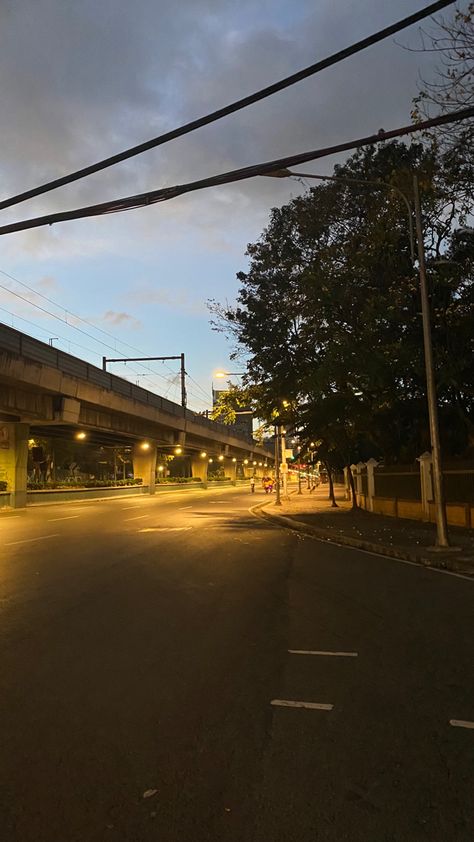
top-left (0, 281), bottom-right (177, 388)
top-left (0, 269), bottom-right (211, 404)
top-left (1, 104), bottom-right (472, 237)
top-left (0, 267), bottom-right (175, 378)
top-left (0, 0), bottom-right (456, 212)
top-left (0, 266), bottom-right (196, 389)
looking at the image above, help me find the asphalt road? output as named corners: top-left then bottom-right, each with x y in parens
top-left (0, 486), bottom-right (472, 841)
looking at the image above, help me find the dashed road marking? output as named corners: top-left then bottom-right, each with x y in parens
top-left (179, 506), bottom-right (193, 510)
top-left (139, 526), bottom-right (193, 533)
top-left (124, 515), bottom-right (150, 521)
top-left (289, 649), bottom-right (358, 657)
top-left (5, 534), bottom-right (61, 546)
top-left (271, 699), bottom-right (333, 711)
top-left (122, 506), bottom-right (142, 510)
top-left (47, 515), bottom-right (80, 522)
top-left (450, 719), bottom-right (474, 729)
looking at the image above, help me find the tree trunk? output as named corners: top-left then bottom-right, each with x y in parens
top-left (325, 461), bottom-right (338, 507)
top-left (347, 464), bottom-right (358, 509)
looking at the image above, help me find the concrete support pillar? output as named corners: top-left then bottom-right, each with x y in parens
top-left (132, 443), bottom-right (157, 494)
top-left (227, 460), bottom-right (237, 485)
top-left (191, 455), bottom-right (208, 487)
top-left (0, 422), bottom-right (29, 508)
top-left (366, 458), bottom-right (379, 512)
top-left (417, 451), bottom-right (433, 520)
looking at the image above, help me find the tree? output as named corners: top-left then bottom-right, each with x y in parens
top-left (411, 2), bottom-right (474, 169)
top-left (211, 141), bottom-right (474, 469)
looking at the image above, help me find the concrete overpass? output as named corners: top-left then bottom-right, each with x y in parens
top-left (0, 324), bottom-right (273, 506)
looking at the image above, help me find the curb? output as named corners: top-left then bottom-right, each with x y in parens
top-left (251, 501), bottom-right (474, 578)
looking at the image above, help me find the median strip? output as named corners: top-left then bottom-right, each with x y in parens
top-left (449, 719), bottom-right (474, 730)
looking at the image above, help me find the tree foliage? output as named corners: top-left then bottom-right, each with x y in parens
top-left (411, 2), bottom-right (474, 169)
top-left (211, 141), bottom-right (474, 468)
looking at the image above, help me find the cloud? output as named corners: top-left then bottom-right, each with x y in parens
top-left (101, 310), bottom-right (142, 329)
top-left (0, 0), bottom-right (444, 274)
top-left (35, 275), bottom-right (59, 292)
top-left (128, 286), bottom-right (207, 316)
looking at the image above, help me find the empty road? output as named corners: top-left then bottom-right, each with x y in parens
top-left (0, 486), bottom-right (472, 841)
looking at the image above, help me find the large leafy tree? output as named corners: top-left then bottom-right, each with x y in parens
top-left (211, 140), bottom-right (474, 466)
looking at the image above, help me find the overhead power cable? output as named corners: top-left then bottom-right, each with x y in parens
top-left (1, 104), bottom-right (472, 237)
top-left (0, 266), bottom-right (211, 405)
top-left (0, 0), bottom-right (456, 212)
top-left (0, 265), bottom-right (210, 396)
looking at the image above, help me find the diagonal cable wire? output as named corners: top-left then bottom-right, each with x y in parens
top-left (0, 0), bottom-right (456, 212)
top-left (1, 104), bottom-right (472, 237)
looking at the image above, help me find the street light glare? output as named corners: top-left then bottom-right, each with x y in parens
top-left (140, 441), bottom-right (151, 451)
top-left (174, 446), bottom-right (182, 455)
top-left (218, 455), bottom-right (224, 461)
top-left (75, 431), bottom-right (87, 440)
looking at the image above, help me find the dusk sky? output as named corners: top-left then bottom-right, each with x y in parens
top-left (0, 0), bottom-right (446, 410)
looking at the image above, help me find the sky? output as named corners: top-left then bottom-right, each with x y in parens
top-left (0, 0), bottom-right (452, 410)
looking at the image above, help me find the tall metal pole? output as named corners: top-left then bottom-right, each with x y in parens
top-left (274, 425), bottom-right (281, 505)
top-left (180, 353), bottom-right (187, 408)
top-left (413, 174), bottom-right (449, 547)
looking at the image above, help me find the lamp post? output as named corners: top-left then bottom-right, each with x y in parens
top-left (265, 168), bottom-right (449, 547)
top-left (274, 425), bottom-right (282, 506)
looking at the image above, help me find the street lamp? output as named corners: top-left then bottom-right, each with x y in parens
top-left (266, 168), bottom-right (450, 548)
top-left (214, 370), bottom-right (246, 378)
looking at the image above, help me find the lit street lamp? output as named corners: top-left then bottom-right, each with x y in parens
top-left (266, 168), bottom-right (450, 548)
top-left (214, 370), bottom-right (246, 378)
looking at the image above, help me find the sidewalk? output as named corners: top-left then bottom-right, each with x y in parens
top-left (257, 484), bottom-right (474, 576)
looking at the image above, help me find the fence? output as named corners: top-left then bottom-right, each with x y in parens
top-left (350, 457), bottom-right (474, 529)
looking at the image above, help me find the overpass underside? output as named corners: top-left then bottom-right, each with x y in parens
top-left (0, 324), bottom-right (272, 507)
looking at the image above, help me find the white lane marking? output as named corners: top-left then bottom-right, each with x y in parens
top-left (5, 533), bottom-right (61, 546)
top-left (179, 506), bottom-right (193, 510)
top-left (139, 526), bottom-right (193, 533)
top-left (289, 649), bottom-right (358, 657)
top-left (450, 719), bottom-right (474, 729)
top-left (122, 506), bottom-right (142, 510)
top-left (124, 515), bottom-right (150, 521)
top-left (47, 515), bottom-right (80, 522)
top-left (271, 699), bottom-right (333, 711)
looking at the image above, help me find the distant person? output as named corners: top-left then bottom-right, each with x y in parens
top-left (263, 476), bottom-right (273, 494)
top-left (250, 476), bottom-right (255, 493)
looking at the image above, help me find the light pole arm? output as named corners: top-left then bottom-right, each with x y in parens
top-left (281, 170), bottom-right (415, 265)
